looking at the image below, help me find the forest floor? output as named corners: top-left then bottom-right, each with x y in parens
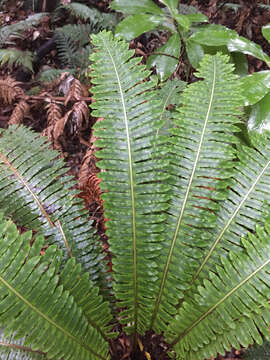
top-left (0, 0), bottom-right (270, 359)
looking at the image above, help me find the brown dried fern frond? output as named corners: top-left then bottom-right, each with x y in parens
top-left (8, 100), bottom-right (29, 125)
top-left (64, 78), bottom-right (86, 105)
top-left (71, 101), bottom-right (89, 131)
top-left (78, 147), bottom-right (99, 189)
top-left (0, 77), bottom-right (24, 104)
top-left (42, 101), bottom-right (63, 142)
top-left (46, 101), bottom-right (62, 127)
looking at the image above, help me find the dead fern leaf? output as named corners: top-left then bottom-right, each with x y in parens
top-left (46, 101), bottom-right (62, 127)
top-left (8, 100), bottom-right (29, 125)
top-left (78, 147), bottom-right (99, 189)
top-left (71, 101), bottom-right (89, 131)
top-left (42, 101), bottom-right (63, 142)
top-left (52, 101), bottom-right (89, 150)
top-left (0, 76), bottom-right (24, 104)
top-left (64, 78), bottom-right (84, 105)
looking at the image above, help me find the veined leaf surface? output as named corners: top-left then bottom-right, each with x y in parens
top-left (90, 30), bottom-right (169, 334)
top-left (150, 53), bottom-right (243, 332)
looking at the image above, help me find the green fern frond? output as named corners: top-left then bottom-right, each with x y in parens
top-left (0, 49), bottom-right (34, 72)
top-left (0, 13), bottom-right (48, 46)
top-left (0, 125), bottom-right (105, 286)
top-left (149, 53), bottom-right (243, 333)
top-left (64, 2), bottom-right (104, 22)
top-left (157, 78), bottom-right (186, 135)
top-left (55, 25), bottom-right (94, 74)
top-left (90, 30), bottom-right (170, 335)
top-left (0, 216), bottom-right (110, 360)
top-left (165, 223), bottom-right (270, 360)
top-left (189, 308), bottom-right (270, 360)
top-left (56, 24), bottom-right (99, 48)
top-left (59, 257), bottom-right (115, 339)
top-left (0, 329), bottom-right (47, 359)
top-left (55, 31), bottom-right (80, 68)
top-left (184, 133), bottom-right (270, 289)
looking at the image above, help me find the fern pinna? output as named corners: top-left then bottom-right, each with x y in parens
top-left (0, 30), bottom-right (269, 360)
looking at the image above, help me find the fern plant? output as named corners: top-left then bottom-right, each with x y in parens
top-left (0, 30), bottom-right (270, 360)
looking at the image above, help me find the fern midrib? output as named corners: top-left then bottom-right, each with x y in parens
top-left (101, 38), bottom-right (138, 331)
top-left (0, 274), bottom-right (107, 360)
top-left (56, 220), bottom-right (73, 258)
top-left (0, 153), bottom-right (74, 257)
top-left (0, 340), bottom-right (45, 356)
top-left (150, 59), bottom-right (217, 328)
top-left (192, 158), bottom-right (270, 282)
top-left (0, 152), bottom-right (55, 227)
top-left (170, 256), bottom-right (270, 346)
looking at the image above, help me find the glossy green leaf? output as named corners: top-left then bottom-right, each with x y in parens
top-left (186, 39), bottom-right (204, 68)
top-left (231, 52), bottom-right (248, 77)
top-left (147, 33), bottom-right (180, 81)
top-left (115, 14), bottom-right (165, 40)
top-left (185, 12), bottom-right (208, 23)
top-left (189, 24), bottom-right (238, 46)
top-left (190, 25), bottom-right (270, 65)
top-left (110, 0), bottom-right (164, 15)
top-left (262, 23), bottom-right (270, 44)
top-left (240, 71), bottom-right (270, 106)
top-left (228, 36), bottom-right (270, 64)
top-left (248, 92), bottom-right (270, 133)
top-left (175, 14), bottom-right (190, 30)
top-left (159, 0), bottom-right (179, 13)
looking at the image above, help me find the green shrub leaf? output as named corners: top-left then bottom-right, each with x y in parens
top-left (147, 33), bottom-right (181, 81)
top-left (110, 0), bottom-right (164, 15)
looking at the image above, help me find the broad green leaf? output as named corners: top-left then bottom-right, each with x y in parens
top-left (189, 24), bottom-right (238, 46)
top-left (228, 36), bottom-right (270, 64)
top-left (185, 12), bottom-right (208, 23)
top-left (231, 52), bottom-right (248, 77)
top-left (110, 0), bottom-right (164, 15)
top-left (175, 14), bottom-right (190, 30)
top-left (190, 25), bottom-right (270, 65)
top-left (248, 92), bottom-right (270, 133)
top-left (159, 0), bottom-right (179, 14)
top-left (115, 14), bottom-right (165, 40)
top-left (262, 23), bottom-right (270, 44)
top-left (147, 33), bottom-right (181, 81)
top-left (186, 39), bottom-right (204, 68)
top-left (240, 71), bottom-right (270, 106)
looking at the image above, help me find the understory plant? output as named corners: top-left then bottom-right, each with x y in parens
top-left (0, 30), bottom-right (270, 360)
top-left (111, 0), bottom-right (270, 81)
